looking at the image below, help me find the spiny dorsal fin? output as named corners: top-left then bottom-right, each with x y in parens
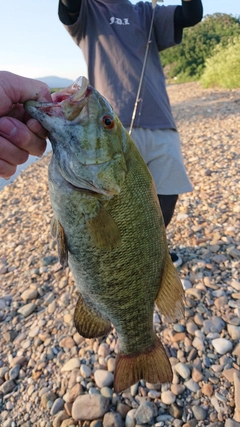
top-left (155, 252), bottom-right (185, 322)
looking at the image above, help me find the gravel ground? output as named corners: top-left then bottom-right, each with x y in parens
top-left (0, 82), bottom-right (240, 427)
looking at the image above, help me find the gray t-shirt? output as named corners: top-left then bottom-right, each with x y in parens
top-left (61, 0), bottom-right (180, 130)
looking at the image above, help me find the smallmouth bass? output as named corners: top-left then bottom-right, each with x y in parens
top-left (25, 77), bottom-right (184, 393)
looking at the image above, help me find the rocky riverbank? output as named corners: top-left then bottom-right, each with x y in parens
top-left (0, 82), bottom-right (240, 427)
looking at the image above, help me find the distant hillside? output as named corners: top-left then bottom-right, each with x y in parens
top-left (37, 76), bottom-right (74, 88)
top-left (160, 13), bottom-right (240, 82)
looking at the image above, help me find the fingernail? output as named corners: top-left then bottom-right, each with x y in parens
top-left (0, 118), bottom-right (17, 136)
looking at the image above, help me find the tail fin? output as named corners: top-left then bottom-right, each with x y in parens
top-left (114, 336), bottom-right (172, 394)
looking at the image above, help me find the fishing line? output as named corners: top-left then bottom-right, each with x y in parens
top-left (129, 0), bottom-right (162, 135)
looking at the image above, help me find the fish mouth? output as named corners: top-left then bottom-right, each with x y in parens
top-left (25, 76), bottom-right (91, 121)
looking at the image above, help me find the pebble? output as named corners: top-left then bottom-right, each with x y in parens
top-left (212, 338), bottom-right (233, 355)
top-left (192, 405), bottom-right (208, 421)
top-left (225, 421), bottom-right (240, 427)
top-left (17, 303), bottom-right (36, 317)
top-left (21, 288), bottom-right (38, 301)
top-left (181, 279), bottom-right (192, 291)
top-left (103, 412), bottom-right (123, 427)
top-left (0, 82), bottom-right (239, 427)
top-left (0, 379), bottom-right (15, 394)
top-left (100, 387), bottom-right (113, 399)
top-left (125, 409), bottom-right (137, 427)
top-left (9, 365), bottom-right (20, 381)
top-left (148, 389), bottom-right (161, 399)
top-left (72, 394), bottom-right (109, 421)
top-left (231, 281), bottom-right (240, 292)
top-left (227, 325), bottom-right (240, 340)
top-left (171, 384), bottom-right (186, 395)
top-left (184, 379), bottom-right (200, 392)
top-left (203, 317), bottom-right (225, 334)
top-left (50, 398), bottom-right (65, 416)
top-left (94, 370), bottom-right (114, 388)
top-left (59, 336), bottom-right (75, 348)
top-left (134, 401), bottom-right (155, 424)
top-left (64, 383), bottom-right (82, 403)
top-left (186, 322), bottom-right (198, 335)
top-left (202, 383), bottom-right (214, 396)
top-left (174, 363), bottom-right (191, 379)
top-left (80, 364), bottom-right (92, 378)
top-left (61, 358), bottom-right (81, 372)
top-left (52, 410), bottom-right (69, 427)
top-left (161, 390), bottom-right (176, 405)
top-left (192, 336), bottom-right (204, 351)
top-left (41, 391), bottom-right (57, 409)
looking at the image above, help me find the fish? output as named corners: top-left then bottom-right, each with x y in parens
top-left (25, 76), bottom-right (185, 393)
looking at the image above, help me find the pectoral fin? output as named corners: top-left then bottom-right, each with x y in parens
top-left (155, 253), bottom-right (185, 322)
top-left (74, 293), bottom-right (112, 338)
top-left (87, 205), bottom-right (121, 251)
top-left (50, 216), bottom-right (68, 268)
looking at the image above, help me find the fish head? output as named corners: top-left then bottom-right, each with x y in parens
top-left (25, 76), bottom-right (128, 197)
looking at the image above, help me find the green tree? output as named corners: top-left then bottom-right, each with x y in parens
top-left (200, 36), bottom-right (240, 88)
top-left (160, 13), bottom-right (240, 81)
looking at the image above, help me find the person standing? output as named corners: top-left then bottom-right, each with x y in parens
top-left (58, 0), bottom-right (203, 267)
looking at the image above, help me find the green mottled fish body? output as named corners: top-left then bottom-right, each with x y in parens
top-left (25, 77), bottom-right (184, 393)
top-left (49, 135), bottom-right (165, 353)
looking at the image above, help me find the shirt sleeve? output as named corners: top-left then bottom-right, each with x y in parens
top-left (174, 0), bottom-right (203, 43)
top-left (58, 0), bottom-right (81, 25)
top-left (153, 5), bottom-right (178, 52)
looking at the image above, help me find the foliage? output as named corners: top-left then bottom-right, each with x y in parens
top-left (200, 36), bottom-right (240, 88)
top-left (160, 13), bottom-right (240, 80)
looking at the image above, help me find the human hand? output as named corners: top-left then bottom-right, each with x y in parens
top-left (0, 71), bottom-right (52, 179)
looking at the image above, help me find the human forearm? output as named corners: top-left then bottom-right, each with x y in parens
top-left (174, 0), bottom-right (203, 28)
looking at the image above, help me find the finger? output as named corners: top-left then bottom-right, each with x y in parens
top-left (26, 118), bottom-right (49, 139)
top-left (0, 117), bottom-right (47, 157)
top-left (0, 71), bottom-right (52, 115)
top-left (0, 135), bottom-right (29, 165)
top-left (0, 159), bottom-right (17, 179)
top-left (0, 134), bottom-right (30, 180)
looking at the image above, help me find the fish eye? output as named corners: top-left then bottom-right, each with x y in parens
top-left (102, 115), bottom-right (114, 129)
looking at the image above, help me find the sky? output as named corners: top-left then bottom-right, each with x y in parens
top-left (1, 0), bottom-right (239, 81)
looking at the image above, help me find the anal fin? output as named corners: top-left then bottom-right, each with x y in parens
top-left (74, 293), bottom-right (112, 338)
top-left (87, 205), bottom-right (121, 251)
top-left (114, 336), bottom-right (173, 394)
top-left (155, 252), bottom-right (185, 322)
